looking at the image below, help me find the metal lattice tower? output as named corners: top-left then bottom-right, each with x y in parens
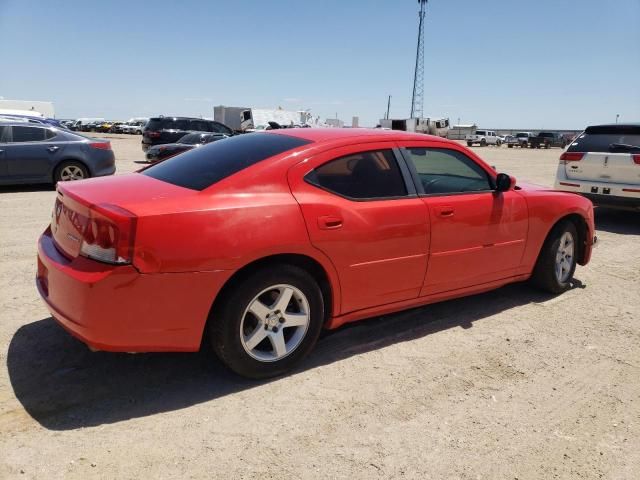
top-left (410, 0), bottom-right (428, 119)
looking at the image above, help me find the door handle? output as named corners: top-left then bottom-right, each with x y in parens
top-left (437, 206), bottom-right (455, 217)
top-left (47, 146), bottom-right (59, 152)
top-left (318, 215), bottom-right (343, 230)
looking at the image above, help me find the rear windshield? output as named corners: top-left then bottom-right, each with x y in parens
top-left (142, 133), bottom-right (312, 190)
top-left (538, 132), bottom-right (554, 138)
top-left (568, 132), bottom-right (640, 153)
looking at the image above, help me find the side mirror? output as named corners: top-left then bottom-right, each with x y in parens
top-left (495, 173), bottom-right (515, 192)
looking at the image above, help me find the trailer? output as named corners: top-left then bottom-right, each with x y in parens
top-left (213, 106), bottom-right (249, 132)
top-left (379, 117), bottom-right (450, 137)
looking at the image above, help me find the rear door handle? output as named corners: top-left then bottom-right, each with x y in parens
top-left (436, 206), bottom-right (455, 217)
top-left (47, 146), bottom-right (59, 152)
top-left (318, 215), bottom-right (343, 230)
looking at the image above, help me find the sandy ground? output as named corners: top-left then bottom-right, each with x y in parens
top-left (1, 134), bottom-right (639, 479)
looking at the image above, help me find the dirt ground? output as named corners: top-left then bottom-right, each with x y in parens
top-left (1, 133), bottom-right (639, 479)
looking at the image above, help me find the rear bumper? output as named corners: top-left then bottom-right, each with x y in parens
top-left (36, 228), bottom-right (230, 352)
top-left (554, 179), bottom-right (640, 210)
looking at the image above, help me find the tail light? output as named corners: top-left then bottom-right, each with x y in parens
top-left (560, 152), bottom-right (584, 162)
top-left (147, 131), bottom-right (161, 138)
top-left (90, 142), bottom-right (111, 150)
top-left (633, 154), bottom-right (640, 165)
top-left (80, 204), bottom-right (137, 264)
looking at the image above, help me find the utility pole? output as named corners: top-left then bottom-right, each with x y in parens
top-left (410, 0), bottom-right (428, 119)
top-left (616, 114), bottom-right (620, 123)
top-left (386, 95), bottom-right (392, 120)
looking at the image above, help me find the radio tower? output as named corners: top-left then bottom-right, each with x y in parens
top-left (410, 0), bottom-right (428, 119)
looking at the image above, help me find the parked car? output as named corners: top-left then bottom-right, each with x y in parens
top-left (0, 114), bottom-right (65, 129)
top-left (0, 122), bottom-right (115, 185)
top-left (121, 121), bottom-right (146, 135)
top-left (506, 132), bottom-right (533, 148)
top-left (36, 128), bottom-right (595, 379)
top-left (95, 121), bottom-right (116, 133)
top-left (142, 116), bottom-right (233, 151)
top-left (554, 123), bottom-right (640, 210)
top-left (110, 122), bottom-right (126, 133)
top-left (145, 132), bottom-right (229, 163)
top-left (466, 130), bottom-right (501, 147)
top-left (529, 131), bottom-right (567, 149)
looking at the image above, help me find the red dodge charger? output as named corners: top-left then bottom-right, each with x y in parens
top-left (37, 129), bottom-right (596, 378)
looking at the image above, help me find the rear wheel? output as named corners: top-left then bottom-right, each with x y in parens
top-left (508, 144), bottom-right (513, 148)
top-left (480, 139), bottom-right (487, 147)
top-left (55, 161), bottom-right (89, 183)
top-left (467, 142), bottom-right (473, 147)
top-left (209, 265), bottom-right (324, 379)
top-left (530, 221), bottom-right (577, 294)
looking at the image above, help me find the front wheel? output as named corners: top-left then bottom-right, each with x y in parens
top-left (209, 265), bottom-right (324, 379)
top-left (530, 221), bottom-right (578, 294)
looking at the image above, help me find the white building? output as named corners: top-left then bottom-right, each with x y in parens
top-left (0, 99), bottom-right (55, 117)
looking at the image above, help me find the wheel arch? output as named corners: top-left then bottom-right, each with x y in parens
top-left (205, 253), bottom-right (338, 342)
top-left (539, 213), bottom-right (589, 265)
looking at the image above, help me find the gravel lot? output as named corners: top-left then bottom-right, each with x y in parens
top-left (1, 133), bottom-right (639, 479)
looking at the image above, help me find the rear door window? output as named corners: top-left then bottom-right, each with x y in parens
top-left (0, 126), bottom-right (9, 142)
top-left (142, 133), bottom-right (311, 191)
top-left (11, 126), bottom-right (47, 142)
top-left (305, 150), bottom-right (407, 200)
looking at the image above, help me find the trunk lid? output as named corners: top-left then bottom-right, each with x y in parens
top-left (564, 152), bottom-right (639, 184)
top-left (51, 173), bottom-right (195, 259)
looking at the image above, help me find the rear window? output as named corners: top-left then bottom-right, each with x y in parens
top-left (475, 130), bottom-right (486, 135)
top-left (539, 132), bottom-right (554, 138)
top-left (142, 133), bottom-right (311, 190)
top-left (146, 118), bottom-right (190, 131)
top-left (568, 132), bottom-right (640, 153)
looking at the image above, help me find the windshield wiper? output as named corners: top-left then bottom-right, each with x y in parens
top-left (609, 143), bottom-right (640, 151)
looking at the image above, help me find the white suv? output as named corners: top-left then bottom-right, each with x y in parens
top-left (554, 124), bottom-right (640, 210)
top-left (466, 130), bottom-right (501, 147)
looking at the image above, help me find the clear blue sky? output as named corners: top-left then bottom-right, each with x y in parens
top-left (1, 0), bottom-right (638, 128)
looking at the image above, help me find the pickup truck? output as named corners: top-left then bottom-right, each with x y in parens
top-left (506, 132), bottom-right (533, 148)
top-left (529, 131), bottom-right (567, 149)
top-left (466, 130), bottom-right (501, 147)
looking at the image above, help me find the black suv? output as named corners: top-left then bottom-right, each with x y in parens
top-left (142, 116), bottom-right (233, 151)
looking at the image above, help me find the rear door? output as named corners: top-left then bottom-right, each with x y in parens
top-left (5, 125), bottom-right (64, 181)
top-left (564, 128), bottom-right (640, 184)
top-left (288, 142), bottom-right (430, 314)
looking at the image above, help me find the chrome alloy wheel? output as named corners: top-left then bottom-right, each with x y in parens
top-left (59, 165), bottom-right (86, 181)
top-left (240, 284), bottom-right (310, 362)
top-left (555, 231), bottom-right (574, 283)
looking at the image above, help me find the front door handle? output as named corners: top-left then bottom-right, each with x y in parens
top-left (318, 215), bottom-right (343, 230)
top-left (47, 146), bottom-right (59, 152)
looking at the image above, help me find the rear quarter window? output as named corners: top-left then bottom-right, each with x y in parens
top-left (142, 133), bottom-right (311, 190)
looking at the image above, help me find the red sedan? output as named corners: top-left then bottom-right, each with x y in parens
top-left (37, 129), bottom-right (596, 378)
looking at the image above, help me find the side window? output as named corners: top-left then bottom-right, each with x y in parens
top-left (404, 148), bottom-right (493, 195)
top-left (11, 126), bottom-right (46, 142)
top-left (190, 120), bottom-right (210, 132)
top-left (0, 126), bottom-right (9, 142)
top-left (173, 119), bottom-right (190, 130)
top-left (212, 122), bottom-right (232, 135)
top-left (45, 129), bottom-right (57, 140)
top-left (306, 150), bottom-right (407, 200)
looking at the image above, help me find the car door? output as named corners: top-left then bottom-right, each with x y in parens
top-left (288, 142), bottom-right (430, 314)
top-left (401, 144), bottom-right (528, 296)
top-left (5, 125), bottom-right (64, 181)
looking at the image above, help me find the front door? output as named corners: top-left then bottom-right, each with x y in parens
top-left (5, 125), bottom-right (63, 181)
top-left (401, 145), bottom-right (528, 295)
top-left (288, 142), bottom-right (430, 314)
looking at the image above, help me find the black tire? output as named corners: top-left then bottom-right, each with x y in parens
top-left (496, 140), bottom-right (502, 147)
top-left (54, 161), bottom-right (89, 183)
top-left (209, 264), bottom-right (324, 379)
top-left (530, 220), bottom-right (578, 294)
top-left (508, 144), bottom-right (513, 148)
top-left (480, 139), bottom-right (487, 147)
top-left (467, 142), bottom-right (473, 147)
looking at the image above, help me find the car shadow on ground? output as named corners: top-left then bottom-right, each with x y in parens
top-left (7, 282), bottom-right (577, 431)
top-left (594, 207), bottom-right (640, 235)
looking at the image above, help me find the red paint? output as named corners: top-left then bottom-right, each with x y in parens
top-left (37, 129), bottom-right (595, 352)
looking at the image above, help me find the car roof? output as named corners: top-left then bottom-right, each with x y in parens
top-left (0, 121), bottom-right (54, 127)
top-left (266, 127), bottom-right (456, 145)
